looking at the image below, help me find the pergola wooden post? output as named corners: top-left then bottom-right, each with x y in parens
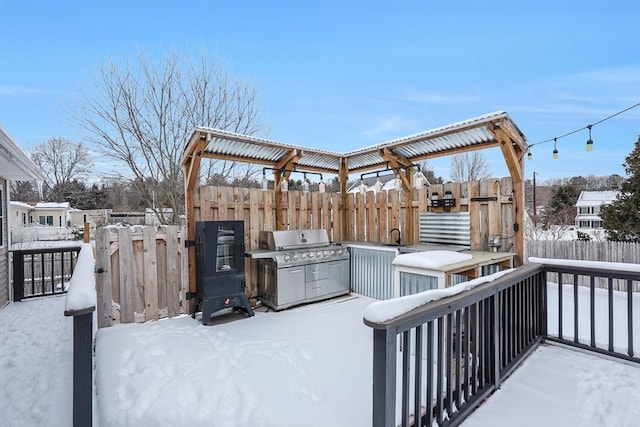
top-left (182, 133), bottom-right (207, 307)
top-left (491, 119), bottom-right (527, 266)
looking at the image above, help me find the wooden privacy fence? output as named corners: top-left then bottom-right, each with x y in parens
top-left (195, 178), bottom-right (517, 298)
top-left (526, 240), bottom-right (640, 291)
top-left (95, 225), bottom-right (189, 328)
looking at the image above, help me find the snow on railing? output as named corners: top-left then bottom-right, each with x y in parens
top-left (64, 243), bottom-right (96, 315)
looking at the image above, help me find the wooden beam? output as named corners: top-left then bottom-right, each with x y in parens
top-left (379, 148), bottom-right (416, 243)
top-left (493, 127), bottom-right (524, 183)
top-left (489, 125), bottom-right (525, 266)
top-left (183, 136), bottom-right (206, 305)
top-left (339, 158), bottom-right (349, 240)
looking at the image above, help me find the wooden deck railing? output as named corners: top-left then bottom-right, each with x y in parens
top-left (365, 260), bottom-right (639, 427)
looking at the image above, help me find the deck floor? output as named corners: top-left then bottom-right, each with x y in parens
top-left (1, 292), bottom-right (638, 427)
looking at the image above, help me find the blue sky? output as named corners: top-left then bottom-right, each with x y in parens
top-left (1, 0), bottom-right (639, 183)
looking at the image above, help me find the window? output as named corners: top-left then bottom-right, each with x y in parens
top-left (579, 206), bottom-right (595, 215)
top-left (22, 212), bottom-right (26, 225)
top-left (0, 187), bottom-right (4, 247)
top-left (39, 215), bottom-right (54, 226)
top-left (593, 220), bottom-right (603, 228)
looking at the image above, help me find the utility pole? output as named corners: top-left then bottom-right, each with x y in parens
top-left (533, 172), bottom-right (537, 227)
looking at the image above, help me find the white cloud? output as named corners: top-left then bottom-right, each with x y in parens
top-left (0, 85), bottom-right (45, 95)
top-left (362, 115), bottom-right (409, 136)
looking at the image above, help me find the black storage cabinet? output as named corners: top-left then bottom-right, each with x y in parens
top-left (192, 220), bottom-right (254, 324)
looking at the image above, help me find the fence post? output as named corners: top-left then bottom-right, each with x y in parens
top-left (371, 327), bottom-right (397, 427)
top-left (12, 250), bottom-right (25, 302)
top-left (65, 308), bottom-right (94, 427)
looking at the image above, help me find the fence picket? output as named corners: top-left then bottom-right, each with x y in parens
top-left (118, 227), bottom-right (134, 323)
top-left (143, 226), bottom-right (159, 321)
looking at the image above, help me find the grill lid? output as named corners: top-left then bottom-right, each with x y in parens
top-left (259, 229), bottom-right (330, 251)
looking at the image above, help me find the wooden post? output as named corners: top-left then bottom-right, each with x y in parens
top-left (83, 222), bottom-right (90, 243)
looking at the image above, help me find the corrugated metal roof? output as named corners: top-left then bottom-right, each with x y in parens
top-left (185, 111), bottom-right (526, 176)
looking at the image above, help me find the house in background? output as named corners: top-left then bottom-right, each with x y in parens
top-left (69, 208), bottom-right (111, 228)
top-left (9, 201), bottom-right (74, 242)
top-left (0, 126), bottom-right (44, 308)
top-left (574, 190), bottom-right (619, 229)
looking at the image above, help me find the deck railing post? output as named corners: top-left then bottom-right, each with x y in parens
top-left (492, 291), bottom-right (501, 388)
top-left (65, 308), bottom-right (94, 427)
top-left (372, 327), bottom-right (397, 427)
top-left (12, 250), bottom-right (25, 302)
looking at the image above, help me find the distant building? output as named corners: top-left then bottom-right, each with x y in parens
top-left (69, 208), bottom-right (111, 228)
top-left (574, 190), bottom-right (619, 229)
top-left (9, 201), bottom-right (73, 242)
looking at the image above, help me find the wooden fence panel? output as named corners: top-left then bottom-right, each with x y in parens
top-left (96, 226), bottom-right (188, 327)
top-left (526, 240), bottom-right (640, 291)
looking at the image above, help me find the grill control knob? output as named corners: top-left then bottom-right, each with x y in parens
top-left (292, 254), bottom-right (298, 261)
top-left (308, 252), bottom-right (314, 259)
top-left (301, 253), bottom-right (307, 260)
top-left (323, 251), bottom-right (328, 257)
top-left (330, 249), bottom-right (336, 256)
top-left (284, 255), bottom-right (290, 262)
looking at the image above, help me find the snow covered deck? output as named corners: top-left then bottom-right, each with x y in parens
top-left (2, 286), bottom-right (638, 427)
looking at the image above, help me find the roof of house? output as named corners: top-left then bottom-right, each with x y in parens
top-left (575, 190), bottom-right (619, 207)
top-left (0, 126), bottom-right (45, 182)
top-left (9, 201), bottom-right (33, 209)
top-left (34, 202), bottom-right (71, 209)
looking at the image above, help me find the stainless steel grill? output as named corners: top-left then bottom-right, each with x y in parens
top-left (247, 229), bottom-right (350, 310)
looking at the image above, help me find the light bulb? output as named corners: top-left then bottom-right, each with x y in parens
top-left (318, 179), bottom-right (326, 193)
top-left (394, 177), bottom-right (401, 192)
top-left (359, 180), bottom-right (366, 195)
top-left (586, 139), bottom-right (593, 152)
top-left (527, 151), bottom-right (533, 161)
top-left (280, 178), bottom-right (288, 192)
top-left (552, 148), bottom-right (559, 160)
top-left (261, 172), bottom-right (268, 190)
top-left (374, 176), bottom-right (382, 193)
top-left (586, 125), bottom-right (594, 152)
top-left (302, 179), bottom-right (309, 193)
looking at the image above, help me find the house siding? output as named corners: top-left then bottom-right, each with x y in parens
top-left (1, 178), bottom-right (8, 307)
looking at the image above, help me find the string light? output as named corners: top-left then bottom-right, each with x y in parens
top-left (527, 149), bottom-right (533, 161)
top-left (526, 101), bottom-right (640, 157)
top-left (586, 125), bottom-right (594, 152)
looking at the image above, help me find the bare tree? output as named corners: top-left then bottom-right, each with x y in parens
top-left (76, 51), bottom-right (264, 224)
top-left (10, 181), bottom-right (40, 202)
top-left (449, 151), bottom-right (491, 182)
top-left (30, 137), bottom-right (92, 201)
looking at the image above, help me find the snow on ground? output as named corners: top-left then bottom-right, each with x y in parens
top-left (461, 344), bottom-right (640, 427)
top-left (0, 295), bottom-right (72, 427)
top-left (1, 284), bottom-right (638, 427)
top-left (96, 296), bottom-right (374, 427)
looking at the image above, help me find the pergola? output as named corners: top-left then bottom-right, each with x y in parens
top-left (182, 110), bottom-right (528, 261)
